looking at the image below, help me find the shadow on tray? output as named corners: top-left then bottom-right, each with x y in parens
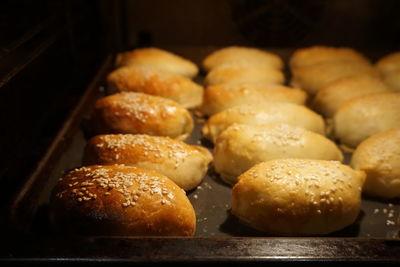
top-left (219, 209), bottom-right (363, 237)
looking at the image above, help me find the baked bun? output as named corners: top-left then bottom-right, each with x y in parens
top-left (115, 47), bottom-right (199, 78)
top-left (83, 134), bottom-right (213, 191)
top-left (200, 83), bottom-right (307, 116)
top-left (232, 159), bottom-right (365, 236)
top-left (289, 46), bottom-right (371, 69)
top-left (376, 52), bottom-right (400, 74)
top-left (333, 92), bottom-right (400, 148)
top-left (49, 165), bottom-right (196, 236)
top-left (290, 61), bottom-right (380, 95)
top-left (381, 69), bottom-right (400, 91)
top-left (375, 52), bottom-right (400, 91)
top-left (202, 103), bottom-right (325, 143)
top-left (202, 46), bottom-right (283, 71)
top-left (204, 64), bottom-right (285, 86)
top-left (350, 129), bottom-right (400, 199)
top-left (92, 92), bottom-right (193, 140)
top-left (313, 75), bottom-right (391, 118)
top-left (107, 65), bottom-right (203, 108)
top-left (214, 123), bottom-right (343, 184)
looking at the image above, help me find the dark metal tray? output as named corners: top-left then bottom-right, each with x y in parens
top-left (2, 47), bottom-right (400, 264)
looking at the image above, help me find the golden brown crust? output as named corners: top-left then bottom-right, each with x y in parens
top-left (204, 64), bottom-right (285, 86)
top-left (115, 47), bottom-right (199, 78)
top-left (350, 129), bottom-right (400, 198)
top-left (107, 65), bottom-right (203, 108)
top-left (375, 52), bottom-right (400, 74)
top-left (333, 92), bottom-right (400, 148)
top-left (200, 83), bottom-right (307, 116)
top-left (232, 159), bottom-right (365, 236)
top-left (313, 75), bottom-right (391, 118)
top-left (92, 92), bottom-right (194, 140)
top-left (83, 134), bottom-right (213, 191)
top-left (49, 165), bottom-right (196, 236)
top-left (202, 103), bottom-right (325, 143)
top-left (213, 123), bottom-right (343, 184)
top-left (289, 46), bottom-right (371, 69)
top-left (290, 61), bottom-right (380, 95)
top-left (382, 68), bottom-right (400, 91)
top-left (202, 46), bottom-right (284, 71)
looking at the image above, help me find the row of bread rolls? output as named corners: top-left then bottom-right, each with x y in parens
top-left (50, 48), bottom-right (215, 237)
top-left (199, 47), bottom-right (364, 236)
top-left (288, 46), bottom-right (400, 201)
top-left (199, 46), bottom-right (309, 117)
top-left (348, 52), bottom-right (400, 199)
top-left (289, 46), bottom-right (400, 147)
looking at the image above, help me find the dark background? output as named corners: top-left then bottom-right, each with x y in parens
top-left (1, 0), bottom-right (400, 242)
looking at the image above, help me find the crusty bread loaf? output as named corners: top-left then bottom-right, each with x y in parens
top-left (107, 65), bottom-right (203, 108)
top-left (289, 46), bottom-right (371, 69)
top-left (290, 61), bottom-right (380, 95)
top-left (214, 123), bottom-right (343, 184)
top-left (92, 92), bottom-right (193, 140)
top-left (202, 103), bottom-right (325, 143)
top-left (313, 75), bottom-right (391, 118)
top-left (204, 64), bottom-right (285, 86)
top-left (200, 83), bottom-right (307, 116)
top-left (232, 159), bottom-right (365, 236)
top-left (49, 165), bottom-right (196, 236)
top-left (351, 129), bottom-right (400, 199)
top-left (83, 134), bottom-right (213, 191)
top-left (202, 46), bottom-right (283, 71)
top-left (115, 47), bottom-right (199, 78)
top-left (333, 92), bottom-right (400, 148)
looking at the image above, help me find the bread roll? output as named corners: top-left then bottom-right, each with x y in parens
top-left (333, 92), bottom-right (400, 148)
top-left (382, 69), bottom-right (400, 91)
top-left (289, 46), bottom-right (371, 69)
top-left (214, 123), bottom-right (343, 184)
top-left (290, 61), bottom-right (380, 95)
top-left (202, 103), bottom-right (325, 143)
top-left (350, 129), bottom-right (400, 199)
top-left (83, 134), bottom-right (213, 191)
top-left (232, 159), bottom-right (365, 236)
top-left (204, 64), bottom-right (285, 86)
top-left (92, 92), bottom-right (193, 140)
top-left (115, 47), bottom-right (199, 78)
top-left (107, 65), bottom-right (203, 108)
top-left (375, 52), bottom-right (400, 74)
top-left (49, 165), bottom-right (196, 236)
top-left (375, 52), bottom-right (400, 91)
top-left (200, 83), bottom-right (307, 116)
top-left (313, 75), bottom-right (391, 118)
top-left (202, 46), bottom-right (283, 71)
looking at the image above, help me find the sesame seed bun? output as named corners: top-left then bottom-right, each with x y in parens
top-left (214, 123), bottom-right (343, 185)
top-left (49, 165), bottom-right (196, 236)
top-left (91, 92), bottom-right (194, 141)
top-left (202, 103), bottom-right (325, 143)
top-left (107, 65), bottom-right (203, 108)
top-left (83, 134), bottom-right (213, 191)
top-left (232, 159), bottom-right (365, 236)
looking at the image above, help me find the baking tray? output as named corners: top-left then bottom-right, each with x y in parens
top-left (2, 47), bottom-right (400, 264)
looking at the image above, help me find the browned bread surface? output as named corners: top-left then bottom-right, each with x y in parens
top-left (49, 165), bottom-right (196, 236)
